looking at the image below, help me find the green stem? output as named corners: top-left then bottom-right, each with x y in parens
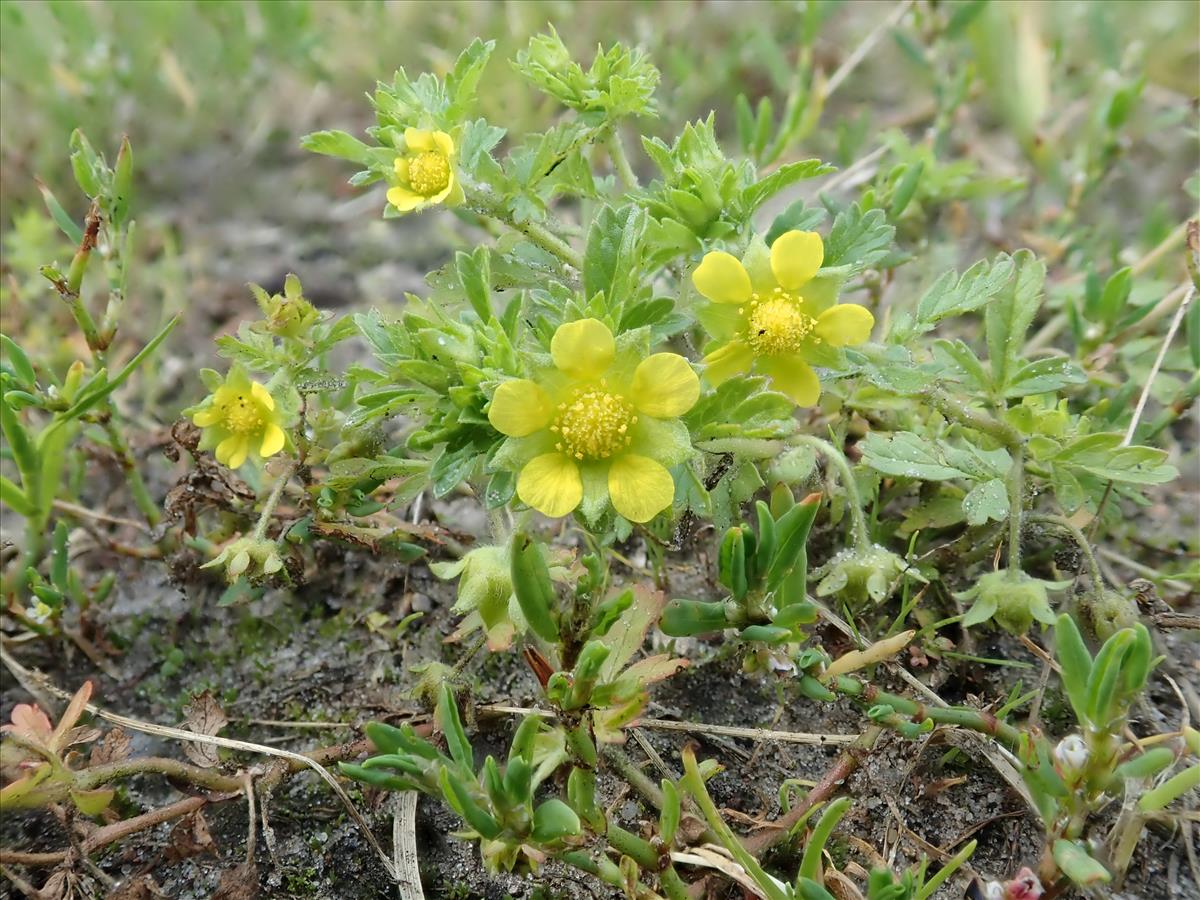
top-left (793, 435), bottom-right (870, 550)
top-left (251, 463), bottom-right (296, 542)
top-left (830, 674), bottom-right (1023, 751)
top-left (680, 748), bottom-right (791, 900)
top-left (1026, 513), bottom-right (1103, 589)
top-left (928, 387), bottom-right (1023, 447)
top-left (1006, 444), bottom-right (1025, 575)
top-left (101, 419), bottom-right (159, 526)
top-left (469, 185), bottom-right (583, 269)
top-left (606, 128), bottom-right (639, 191)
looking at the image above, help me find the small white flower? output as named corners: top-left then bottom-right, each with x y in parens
top-left (1054, 734), bottom-right (1089, 772)
top-left (26, 601), bottom-right (53, 625)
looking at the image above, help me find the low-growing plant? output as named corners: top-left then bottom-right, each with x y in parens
top-left (3, 11), bottom-right (1196, 900)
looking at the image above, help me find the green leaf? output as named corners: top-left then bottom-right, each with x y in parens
top-left (300, 130), bottom-right (374, 164)
top-left (985, 251), bottom-right (1045, 392)
top-left (1054, 614), bottom-right (1092, 724)
top-left (740, 159), bottom-right (832, 213)
top-left (1, 335), bottom-right (37, 388)
top-left (36, 178), bottom-right (84, 244)
top-left (1114, 747), bottom-right (1175, 780)
top-left (861, 432), bottom-right (1008, 482)
top-left (961, 478), bottom-right (1009, 526)
top-left (56, 315), bottom-right (179, 423)
top-left (1086, 629), bottom-right (1134, 726)
top-left (436, 683), bottom-right (473, 770)
top-left (1138, 764), bottom-right (1200, 812)
top-left (1052, 839), bottom-right (1111, 886)
top-left (1086, 266), bottom-right (1132, 326)
top-left (1050, 433), bottom-right (1177, 484)
top-left (1005, 356), bottom-right (1086, 397)
top-left (532, 798), bottom-right (581, 843)
top-left (510, 532), bottom-right (561, 643)
top-left (583, 204), bottom-right (645, 308)
top-left (446, 38), bottom-right (495, 117)
top-left (0, 476), bottom-right (34, 517)
top-left (766, 201), bottom-right (827, 246)
top-left (822, 202), bottom-right (894, 270)
top-left (70, 787), bottom-right (114, 816)
top-left (798, 796), bottom-right (851, 882)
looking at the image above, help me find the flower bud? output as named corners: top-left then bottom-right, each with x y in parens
top-left (958, 569), bottom-right (1056, 634)
top-left (1082, 589), bottom-right (1140, 641)
top-left (431, 545), bottom-right (522, 650)
top-left (814, 544), bottom-right (911, 608)
top-left (1053, 734), bottom-right (1089, 776)
top-left (201, 537), bottom-right (285, 584)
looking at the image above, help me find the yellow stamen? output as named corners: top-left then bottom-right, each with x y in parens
top-left (221, 395), bottom-right (264, 435)
top-left (407, 151), bottom-right (451, 196)
top-left (552, 389), bottom-right (636, 461)
top-left (747, 292), bottom-right (817, 356)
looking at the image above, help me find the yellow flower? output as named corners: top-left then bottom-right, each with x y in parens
top-left (192, 367), bottom-right (287, 469)
top-left (386, 128), bottom-right (465, 214)
top-left (488, 319), bottom-right (699, 523)
top-left (692, 230), bottom-right (874, 406)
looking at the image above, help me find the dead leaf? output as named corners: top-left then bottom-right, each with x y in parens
top-left (2, 703), bottom-right (54, 750)
top-left (212, 861), bottom-right (258, 900)
top-left (166, 809), bottom-right (217, 861)
top-left (182, 691), bottom-right (228, 768)
top-left (38, 870), bottom-right (69, 900)
top-left (90, 727), bottom-right (133, 766)
top-left (49, 681), bottom-right (94, 752)
top-left (107, 875), bottom-right (168, 899)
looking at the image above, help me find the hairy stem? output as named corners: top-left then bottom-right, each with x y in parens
top-left (793, 435), bottom-right (870, 549)
top-left (1006, 444), bottom-right (1025, 575)
top-left (606, 128), bottom-right (639, 191)
top-left (1026, 513), bottom-right (1104, 589)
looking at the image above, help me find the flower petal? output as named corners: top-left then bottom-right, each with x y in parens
top-left (815, 303), bottom-right (874, 347)
top-left (771, 230), bottom-right (824, 291)
top-left (431, 130), bottom-right (455, 157)
top-left (759, 355), bottom-right (821, 406)
top-left (193, 406), bottom-right (221, 427)
top-left (250, 381), bottom-right (275, 411)
top-left (260, 423), bottom-right (286, 457)
top-left (444, 177), bottom-right (466, 207)
top-left (217, 434), bottom-right (249, 469)
top-left (404, 128), bottom-right (435, 152)
top-left (631, 353), bottom-right (699, 417)
top-left (608, 454), bottom-right (675, 523)
top-left (517, 453), bottom-right (583, 518)
top-left (488, 379), bottom-right (553, 436)
top-left (693, 251), bottom-right (752, 304)
top-left (387, 186), bottom-right (425, 212)
top-left (551, 318), bottom-right (615, 380)
top-left (701, 340), bottom-right (753, 385)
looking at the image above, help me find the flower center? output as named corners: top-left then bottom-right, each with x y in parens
top-left (221, 395), bottom-right (264, 435)
top-left (408, 151), bottom-right (451, 196)
top-left (744, 290), bottom-right (817, 356)
top-left (551, 387), bottom-right (636, 461)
